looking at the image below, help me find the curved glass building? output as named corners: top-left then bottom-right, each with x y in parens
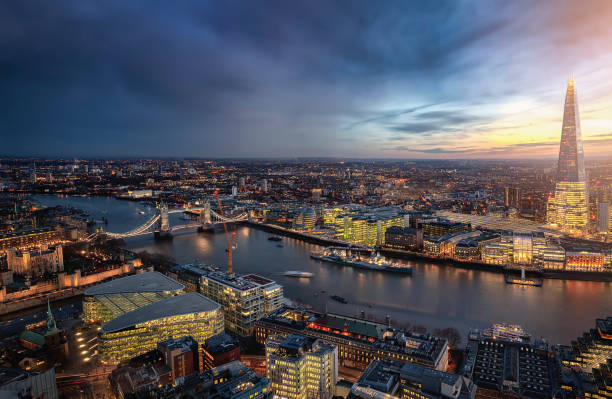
top-left (82, 271), bottom-right (185, 324)
top-left (98, 292), bottom-right (224, 364)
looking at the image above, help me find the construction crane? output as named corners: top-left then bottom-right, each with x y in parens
top-left (215, 190), bottom-right (236, 274)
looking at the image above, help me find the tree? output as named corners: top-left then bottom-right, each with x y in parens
top-left (433, 327), bottom-right (462, 347)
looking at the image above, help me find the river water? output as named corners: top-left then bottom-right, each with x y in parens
top-left (36, 195), bottom-right (612, 345)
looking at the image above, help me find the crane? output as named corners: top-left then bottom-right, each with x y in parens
top-left (215, 190), bottom-right (236, 274)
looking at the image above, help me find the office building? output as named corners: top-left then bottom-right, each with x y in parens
top-left (149, 361), bottom-right (272, 399)
top-left (480, 231), bottom-right (548, 266)
top-left (348, 359), bottom-right (476, 399)
top-left (419, 220), bottom-right (470, 238)
top-left (158, 336), bottom-right (200, 382)
top-left (333, 207), bottom-right (407, 245)
top-left (541, 246), bottom-right (566, 270)
top-left (82, 272), bottom-right (185, 325)
top-left (0, 227), bottom-right (60, 250)
top-left (266, 334), bottom-right (338, 399)
top-left (98, 292), bottom-right (224, 364)
top-left (561, 241), bottom-right (610, 272)
top-left (384, 226), bottom-right (424, 250)
top-left (547, 78), bottom-right (589, 233)
top-left (256, 306), bottom-right (448, 372)
top-left (558, 317), bottom-right (612, 374)
top-left (598, 202), bottom-right (610, 233)
top-left (201, 333), bottom-right (241, 371)
top-left (462, 330), bottom-right (557, 399)
top-left (504, 187), bottom-right (522, 209)
top-left (170, 263), bottom-right (283, 336)
top-left (293, 207), bottom-right (317, 230)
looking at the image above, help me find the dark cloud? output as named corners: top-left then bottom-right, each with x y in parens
top-left (1, 0), bottom-right (611, 157)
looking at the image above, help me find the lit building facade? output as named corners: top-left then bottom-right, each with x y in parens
top-left (331, 207), bottom-right (407, 245)
top-left (541, 246), bottom-right (566, 270)
top-left (480, 231), bottom-right (548, 267)
top-left (170, 263), bottom-right (283, 336)
top-left (266, 334), bottom-right (337, 399)
top-left (82, 272), bottom-right (185, 324)
top-left (597, 202), bottom-right (610, 233)
top-left (0, 227), bottom-right (61, 250)
top-left (6, 245), bottom-right (63, 277)
top-left (98, 292), bottom-right (224, 364)
top-left (256, 307), bottom-right (448, 372)
top-left (558, 317), bottom-right (612, 374)
top-left (548, 78), bottom-right (589, 233)
top-left (293, 207), bottom-right (317, 231)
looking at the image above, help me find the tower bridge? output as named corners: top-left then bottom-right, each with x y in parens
top-left (97, 201), bottom-right (248, 240)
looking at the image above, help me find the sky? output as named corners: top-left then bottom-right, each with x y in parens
top-left (2, 0), bottom-right (612, 159)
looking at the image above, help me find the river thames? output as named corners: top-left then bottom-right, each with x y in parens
top-left (36, 195), bottom-right (612, 345)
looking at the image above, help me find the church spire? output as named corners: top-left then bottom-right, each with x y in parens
top-left (46, 300), bottom-right (58, 334)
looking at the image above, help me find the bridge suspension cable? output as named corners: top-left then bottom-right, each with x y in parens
top-left (88, 207), bottom-right (248, 239)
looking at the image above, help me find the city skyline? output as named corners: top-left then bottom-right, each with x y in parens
top-left (2, 1), bottom-right (612, 159)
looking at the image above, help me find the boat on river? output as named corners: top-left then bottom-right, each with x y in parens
top-left (283, 271), bottom-right (314, 278)
top-left (330, 295), bottom-right (348, 304)
top-left (311, 247), bottom-right (412, 274)
top-left (483, 323), bottom-right (531, 342)
top-left (506, 269), bottom-right (542, 287)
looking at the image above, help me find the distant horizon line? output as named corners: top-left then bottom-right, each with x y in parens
top-left (1, 155), bottom-right (610, 162)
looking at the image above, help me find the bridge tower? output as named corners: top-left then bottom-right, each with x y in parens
top-left (154, 201), bottom-right (172, 240)
top-left (197, 201), bottom-right (214, 233)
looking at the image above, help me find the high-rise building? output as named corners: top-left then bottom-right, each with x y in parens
top-left (170, 263), bottom-right (283, 336)
top-left (548, 78), bottom-right (589, 233)
top-left (504, 187), bottom-right (522, 209)
top-left (266, 334), bottom-right (338, 399)
top-left (597, 202), bottom-right (610, 233)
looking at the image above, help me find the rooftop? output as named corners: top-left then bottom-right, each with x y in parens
top-left (315, 313), bottom-right (387, 339)
top-left (204, 333), bottom-right (239, 353)
top-left (596, 317), bottom-right (612, 339)
top-left (437, 210), bottom-right (562, 236)
top-left (174, 263), bottom-right (278, 292)
top-left (158, 336), bottom-right (198, 352)
top-left (260, 306), bottom-right (447, 364)
top-left (350, 360), bottom-right (476, 399)
top-left (84, 272), bottom-right (184, 296)
top-left (100, 292), bottom-right (220, 333)
top-left (0, 227), bottom-right (55, 240)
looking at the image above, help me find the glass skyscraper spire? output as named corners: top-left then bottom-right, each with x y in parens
top-left (547, 78), bottom-right (589, 232)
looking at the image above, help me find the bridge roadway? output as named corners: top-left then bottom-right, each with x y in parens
top-left (99, 207), bottom-right (248, 239)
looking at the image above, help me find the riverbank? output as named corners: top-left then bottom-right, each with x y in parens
top-left (246, 221), bottom-right (612, 282)
top-left (244, 221), bottom-right (354, 248)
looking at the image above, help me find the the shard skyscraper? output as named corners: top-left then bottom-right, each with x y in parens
top-left (547, 78), bottom-right (589, 232)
